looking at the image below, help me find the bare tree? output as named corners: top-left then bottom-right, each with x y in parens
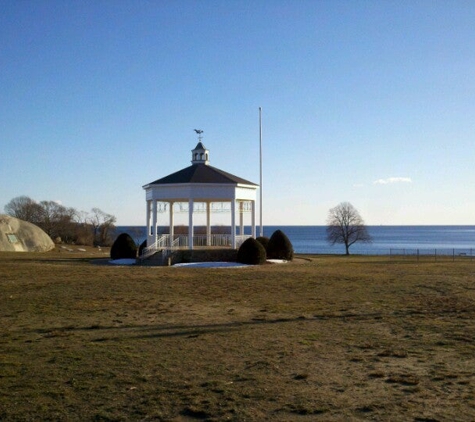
top-left (88, 208), bottom-right (116, 246)
top-left (36, 201), bottom-right (78, 241)
top-left (326, 202), bottom-right (372, 255)
top-left (74, 210), bottom-right (94, 245)
top-left (4, 196), bottom-right (43, 222)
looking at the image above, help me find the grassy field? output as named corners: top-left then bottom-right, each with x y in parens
top-left (1, 248), bottom-right (475, 421)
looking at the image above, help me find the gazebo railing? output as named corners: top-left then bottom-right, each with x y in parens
top-left (192, 234), bottom-right (231, 247)
top-left (187, 234), bottom-right (251, 248)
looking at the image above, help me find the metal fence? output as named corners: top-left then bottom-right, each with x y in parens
top-left (389, 248), bottom-right (475, 261)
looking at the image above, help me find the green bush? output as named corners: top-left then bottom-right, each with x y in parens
top-left (267, 230), bottom-right (293, 261)
top-left (237, 238), bottom-right (267, 265)
top-left (110, 233), bottom-right (137, 260)
top-left (256, 236), bottom-right (270, 253)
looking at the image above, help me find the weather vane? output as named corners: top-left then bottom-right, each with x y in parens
top-left (194, 129), bottom-right (203, 142)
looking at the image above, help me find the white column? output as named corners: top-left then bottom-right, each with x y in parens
top-left (188, 198), bottom-right (194, 250)
top-left (169, 201), bottom-right (174, 247)
top-left (206, 201), bottom-right (211, 246)
top-left (251, 200), bottom-right (256, 238)
top-left (152, 200), bottom-right (158, 246)
top-left (239, 201), bottom-right (244, 236)
top-left (231, 200), bottom-right (236, 249)
top-left (146, 199), bottom-right (151, 243)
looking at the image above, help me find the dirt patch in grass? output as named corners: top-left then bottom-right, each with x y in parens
top-left (1, 252), bottom-right (475, 420)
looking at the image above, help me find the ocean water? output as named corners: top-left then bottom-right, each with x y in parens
top-left (115, 225), bottom-right (475, 255)
top-left (262, 225), bottom-right (475, 255)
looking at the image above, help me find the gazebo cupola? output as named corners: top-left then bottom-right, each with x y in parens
top-left (191, 142), bottom-right (209, 165)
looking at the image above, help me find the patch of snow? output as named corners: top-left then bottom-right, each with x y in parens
top-left (109, 258), bottom-right (137, 265)
top-left (77, 248), bottom-right (86, 252)
top-left (267, 259), bottom-right (288, 264)
top-left (173, 262), bottom-right (250, 268)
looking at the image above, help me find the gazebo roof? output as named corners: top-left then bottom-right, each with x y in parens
top-left (145, 163), bottom-right (257, 187)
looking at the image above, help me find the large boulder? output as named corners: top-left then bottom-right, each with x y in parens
top-left (0, 214), bottom-right (55, 252)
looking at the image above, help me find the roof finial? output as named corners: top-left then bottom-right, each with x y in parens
top-left (194, 129), bottom-right (203, 142)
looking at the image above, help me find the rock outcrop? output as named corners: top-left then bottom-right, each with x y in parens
top-left (0, 214), bottom-right (55, 252)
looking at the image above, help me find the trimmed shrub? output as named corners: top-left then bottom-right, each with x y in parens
top-left (267, 230), bottom-right (294, 261)
top-left (110, 233), bottom-right (137, 260)
top-left (138, 239), bottom-right (147, 257)
top-left (237, 238), bottom-right (267, 265)
top-left (256, 236), bottom-right (270, 253)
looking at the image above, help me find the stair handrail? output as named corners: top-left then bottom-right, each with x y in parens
top-left (140, 234), bottom-right (170, 260)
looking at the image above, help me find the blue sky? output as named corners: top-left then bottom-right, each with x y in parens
top-left (1, 0), bottom-right (474, 226)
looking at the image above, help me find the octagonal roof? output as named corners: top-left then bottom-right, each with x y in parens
top-left (145, 163), bottom-right (257, 187)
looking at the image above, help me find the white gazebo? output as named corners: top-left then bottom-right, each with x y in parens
top-left (142, 139), bottom-right (258, 256)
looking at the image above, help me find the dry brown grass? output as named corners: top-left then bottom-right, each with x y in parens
top-left (1, 249), bottom-right (475, 421)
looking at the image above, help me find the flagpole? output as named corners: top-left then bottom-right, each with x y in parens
top-left (259, 107), bottom-right (263, 237)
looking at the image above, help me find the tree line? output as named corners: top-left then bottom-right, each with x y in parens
top-left (3, 196), bottom-right (116, 246)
